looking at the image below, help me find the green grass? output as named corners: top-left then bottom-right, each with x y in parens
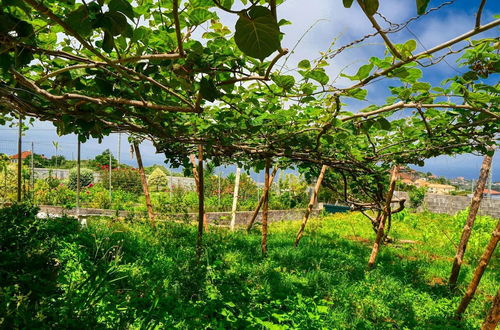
top-left (0, 205), bottom-right (498, 329)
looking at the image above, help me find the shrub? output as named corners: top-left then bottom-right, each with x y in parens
top-left (67, 167), bottom-right (94, 190)
top-left (408, 186), bottom-right (427, 209)
top-left (148, 168), bottom-right (168, 191)
top-left (100, 167), bottom-right (142, 194)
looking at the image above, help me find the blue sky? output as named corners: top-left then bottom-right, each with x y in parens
top-left (0, 0), bottom-right (498, 182)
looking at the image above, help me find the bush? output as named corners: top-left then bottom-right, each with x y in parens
top-left (34, 181), bottom-right (75, 208)
top-left (100, 167), bottom-right (142, 194)
top-left (67, 167), bottom-right (94, 190)
top-left (408, 186), bottom-right (427, 209)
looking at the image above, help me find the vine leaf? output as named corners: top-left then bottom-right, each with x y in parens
top-left (65, 5), bottom-right (93, 37)
top-left (200, 77), bottom-right (220, 102)
top-left (416, 0), bottom-right (431, 15)
top-left (363, 0), bottom-right (379, 16)
top-left (109, 0), bottom-right (135, 19)
top-left (234, 6), bottom-right (281, 60)
top-left (272, 74), bottom-right (295, 91)
top-left (342, 0), bottom-right (354, 8)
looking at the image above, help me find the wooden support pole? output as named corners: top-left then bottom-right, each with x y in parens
top-left (17, 114), bottom-right (22, 202)
top-left (76, 138), bottom-right (81, 220)
top-left (133, 143), bottom-right (156, 228)
top-left (190, 153), bottom-right (208, 231)
top-left (456, 218), bottom-right (500, 318)
top-left (294, 165), bottom-right (328, 247)
top-left (367, 165), bottom-right (399, 269)
top-left (246, 167), bottom-right (278, 232)
top-left (482, 287), bottom-right (500, 330)
top-left (449, 151), bottom-right (494, 287)
top-left (261, 159), bottom-right (271, 256)
top-left (196, 145), bottom-right (204, 257)
top-left (230, 167), bottom-right (241, 230)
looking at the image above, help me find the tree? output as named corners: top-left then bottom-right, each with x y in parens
top-left (148, 168), bottom-right (168, 192)
top-left (23, 153), bottom-right (48, 168)
top-left (90, 149), bottom-right (118, 170)
top-left (68, 167), bottom-right (94, 190)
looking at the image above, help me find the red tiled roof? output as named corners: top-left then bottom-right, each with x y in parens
top-left (9, 151), bottom-right (32, 159)
top-left (483, 189), bottom-right (500, 195)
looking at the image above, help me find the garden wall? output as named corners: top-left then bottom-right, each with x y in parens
top-left (394, 191), bottom-right (500, 219)
top-left (37, 205), bottom-right (316, 226)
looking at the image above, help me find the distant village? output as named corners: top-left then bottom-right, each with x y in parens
top-left (396, 166), bottom-right (500, 199)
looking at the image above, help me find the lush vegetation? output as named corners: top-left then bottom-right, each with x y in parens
top-left (1, 204), bottom-right (497, 328)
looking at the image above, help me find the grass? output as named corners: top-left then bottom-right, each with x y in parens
top-left (0, 205), bottom-right (498, 329)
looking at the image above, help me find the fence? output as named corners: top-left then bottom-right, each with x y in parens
top-left (394, 191), bottom-right (500, 219)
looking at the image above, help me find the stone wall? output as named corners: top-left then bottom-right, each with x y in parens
top-left (394, 191), bottom-right (500, 219)
top-left (37, 205), bottom-right (314, 226)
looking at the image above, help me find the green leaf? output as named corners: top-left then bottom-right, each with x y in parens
top-left (416, 0), bottom-right (430, 15)
top-left (341, 63), bottom-right (373, 81)
top-left (109, 0), bottom-right (135, 19)
top-left (188, 8), bottom-right (216, 26)
top-left (363, 0), bottom-right (379, 16)
top-left (377, 117), bottom-right (391, 130)
top-left (200, 77), bottom-right (219, 102)
top-left (298, 59), bottom-right (311, 69)
top-left (234, 6), bottom-right (281, 60)
top-left (0, 53), bottom-right (13, 72)
top-left (278, 19), bottom-right (292, 26)
top-left (343, 0), bottom-right (354, 8)
top-left (94, 11), bottom-right (128, 36)
top-left (65, 5), bottom-right (93, 37)
top-left (412, 82), bottom-right (431, 92)
top-left (102, 30), bottom-right (114, 53)
top-left (346, 88), bottom-right (367, 100)
top-left (306, 69), bottom-right (329, 85)
top-left (272, 74), bottom-right (295, 91)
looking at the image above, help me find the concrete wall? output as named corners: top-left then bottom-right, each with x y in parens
top-left (37, 205), bottom-right (314, 226)
top-left (394, 191), bottom-right (500, 219)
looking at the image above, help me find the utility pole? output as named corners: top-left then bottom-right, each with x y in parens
top-left (30, 141), bottom-right (34, 200)
top-left (76, 138), bottom-right (81, 220)
top-left (17, 114), bottom-right (22, 202)
top-left (109, 151), bottom-right (112, 202)
top-left (488, 158), bottom-right (493, 199)
top-left (230, 167), bottom-right (241, 230)
top-left (118, 133), bottom-right (122, 169)
top-left (218, 171), bottom-right (221, 211)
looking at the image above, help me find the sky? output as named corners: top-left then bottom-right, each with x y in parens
top-left (0, 0), bottom-right (499, 182)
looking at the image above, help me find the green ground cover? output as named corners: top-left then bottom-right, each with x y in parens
top-left (0, 205), bottom-right (497, 329)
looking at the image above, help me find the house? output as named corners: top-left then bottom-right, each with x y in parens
top-left (427, 183), bottom-right (455, 194)
top-left (414, 178), bottom-right (455, 194)
top-left (9, 151), bottom-right (35, 163)
top-left (482, 189), bottom-right (500, 199)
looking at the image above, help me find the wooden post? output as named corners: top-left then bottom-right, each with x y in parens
top-left (30, 141), bottom-right (34, 199)
top-left (456, 219), bottom-right (499, 318)
top-left (196, 145), bottom-right (205, 257)
top-left (17, 114), bottom-right (22, 202)
top-left (449, 151), bottom-right (494, 287)
top-left (133, 143), bottom-right (156, 228)
top-left (367, 165), bottom-right (399, 269)
top-left (246, 167), bottom-right (278, 232)
top-left (294, 165), bottom-right (328, 247)
top-left (261, 159), bottom-right (271, 256)
top-left (190, 153), bottom-right (208, 231)
top-left (108, 150), bottom-right (112, 202)
top-left (76, 138), bottom-right (81, 220)
top-left (230, 167), bottom-right (241, 230)
top-left (482, 287), bottom-right (500, 330)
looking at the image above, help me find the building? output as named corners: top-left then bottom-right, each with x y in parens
top-left (414, 178), bottom-right (455, 195)
top-left (426, 183), bottom-right (456, 195)
top-left (482, 189), bottom-right (500, 199)
top-left (9, 151), bottom-right (42, 163)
